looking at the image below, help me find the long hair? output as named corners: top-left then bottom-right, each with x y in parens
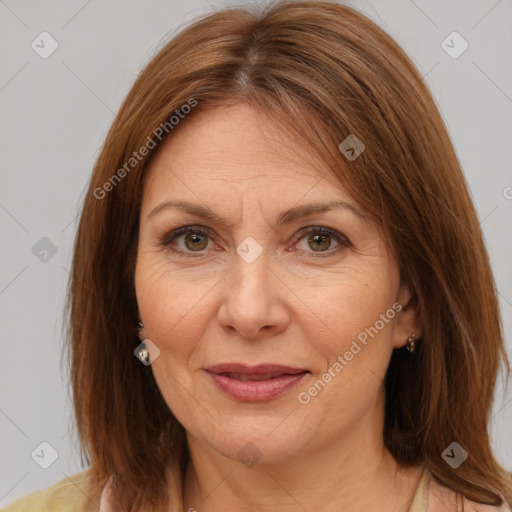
top-left (63, 1), bottom-right (512, 510)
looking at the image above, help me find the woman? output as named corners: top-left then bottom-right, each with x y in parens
top-left (3, 1), bottom-right (511, 511)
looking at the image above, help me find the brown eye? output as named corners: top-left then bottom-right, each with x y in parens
top-left (307, 232), bottom-right (332, 251)
top-left (160, 226), bottom-right (212, 255)
top-left (183, 232), bottom-right (209, 251)
top-left (294, 227), bottom-right (350, 257)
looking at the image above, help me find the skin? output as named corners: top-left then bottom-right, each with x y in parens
top-left (134, 103), bottom-right (424, 511)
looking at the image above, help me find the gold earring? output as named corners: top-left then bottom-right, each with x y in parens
top-left (406, 334), bottom-right (416, 352)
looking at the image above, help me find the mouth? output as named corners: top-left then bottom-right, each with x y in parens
top-left (217, 372), bottom-right (301, 381)
top-left (205, 363), bottom-right (310, 401)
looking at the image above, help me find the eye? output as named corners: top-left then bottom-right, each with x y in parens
top-left (159, 226), bottom-right (212, 256)
top-left (293, 226), bottom-right (350, 256)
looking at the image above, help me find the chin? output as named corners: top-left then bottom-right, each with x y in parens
top-left (194, 415), bottom-right (315, 467)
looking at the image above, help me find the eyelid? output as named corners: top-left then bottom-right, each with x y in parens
top-left (292, 225), bottom-right (350, 245)
top-left (158, 225), bottom-right (212, 246)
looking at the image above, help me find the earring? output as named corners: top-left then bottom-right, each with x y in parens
top-left (406, 334), bottom-right (416, 352)
top-left (136, 322), bottom-right (150, 363)
top-left (137, 344), bottom-right (150, 364)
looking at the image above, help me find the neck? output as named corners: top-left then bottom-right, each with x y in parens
top-left (182, 413), bottom-right (423, 511)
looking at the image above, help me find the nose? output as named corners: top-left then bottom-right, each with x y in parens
top-left (217, 251), bottom-right (290, 340)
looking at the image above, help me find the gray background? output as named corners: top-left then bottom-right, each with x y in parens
top-left (1, 0), bottom-right (511, 505)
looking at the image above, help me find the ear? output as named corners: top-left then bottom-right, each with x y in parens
top-left (135, 315), bottom-right (147, 342)
top-left (392, 281), bottom-right (423, 349)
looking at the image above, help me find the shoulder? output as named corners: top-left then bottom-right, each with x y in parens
top-left (0, 469), bottom-right (100, 512)
top-left (459, 499), bottom-right (512, 512)
top-left (428, 473), bottom-right (511, 512)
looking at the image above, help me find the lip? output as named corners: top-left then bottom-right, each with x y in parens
top-left (205, 363), bottom-right (310, 402)
top-left (206, 363), bottom-right (307, 375)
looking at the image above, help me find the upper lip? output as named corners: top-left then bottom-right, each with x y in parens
top-left (206, 363), bottom-right (308, 375)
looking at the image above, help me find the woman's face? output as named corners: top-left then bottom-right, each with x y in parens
top-left (135, 103), bottom-right (417, 465)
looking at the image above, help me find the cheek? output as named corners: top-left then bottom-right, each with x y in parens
top-left (298, 262), bottom-right (397, 339)
top-left (297, 263), bottom-right (398, 390)
top-left (134, 254), bottom-right (213, 360)
top-left (135, 258), bottom-right (216, 423)
top-left (296, 276), bottom-right (397, 431)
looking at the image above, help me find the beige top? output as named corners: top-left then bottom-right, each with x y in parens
top-left (407, 467), bottom-right (511, 512)
top-left (2, 466), bottom-right (510, 511)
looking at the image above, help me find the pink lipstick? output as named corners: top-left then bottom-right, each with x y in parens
top-left (205, 363), bottom-right (309, 401)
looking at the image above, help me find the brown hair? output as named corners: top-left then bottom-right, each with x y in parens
top-left (64, 1), bottom-right (512, 510)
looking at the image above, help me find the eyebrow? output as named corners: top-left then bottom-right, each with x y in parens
top-left (146, 199), bottom-right (365, 229)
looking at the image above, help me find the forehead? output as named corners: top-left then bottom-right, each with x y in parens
top-left (144, 103), bottom-right (342, 185)
top-left (139, 104), bottom-right (359, 225)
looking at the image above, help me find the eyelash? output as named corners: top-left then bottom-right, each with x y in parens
top-left (158, 225), bottom-right (351, 258)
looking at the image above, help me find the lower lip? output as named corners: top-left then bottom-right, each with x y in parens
top-left (206, 371), bottom-right (308, 401)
